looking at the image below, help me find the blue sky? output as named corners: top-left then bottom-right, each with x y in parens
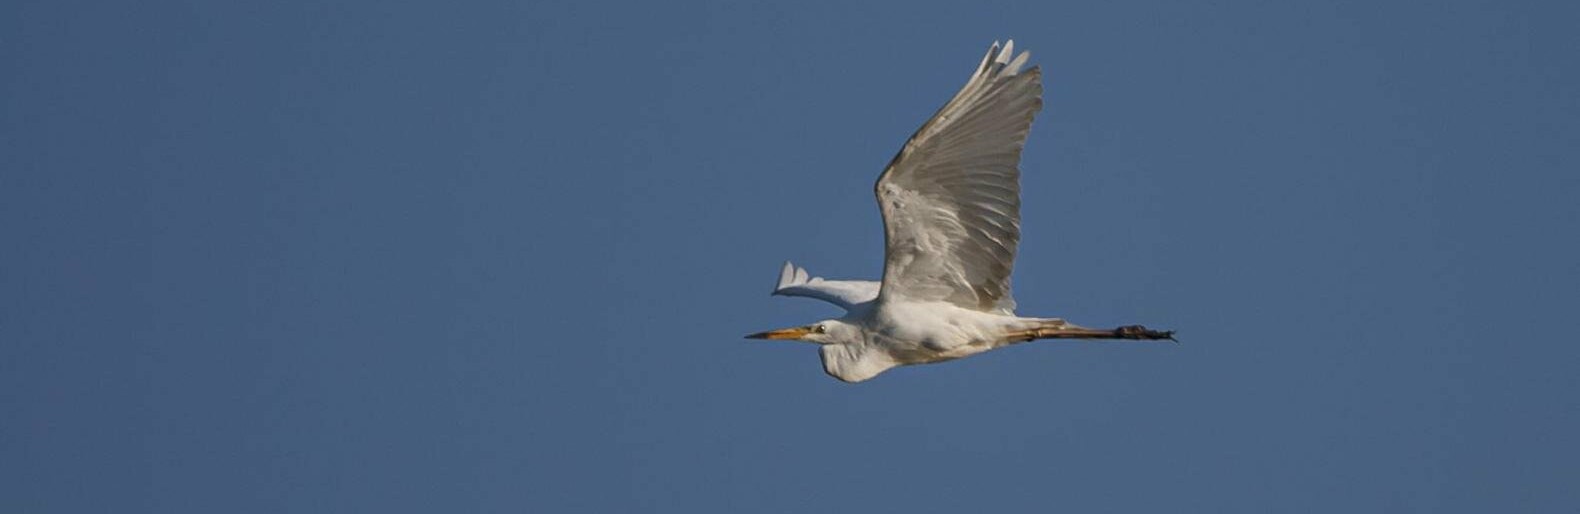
top-left (4, 0), bottom-right (1579, 511)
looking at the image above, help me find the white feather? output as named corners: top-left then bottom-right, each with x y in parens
top-left (770, 261), bottom-right (879, 312)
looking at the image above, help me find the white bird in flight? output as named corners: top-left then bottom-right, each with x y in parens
top-left (749, 40), bottom-right (1174, 382)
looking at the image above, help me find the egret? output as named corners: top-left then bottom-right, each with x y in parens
top-left (748, 40), bottom-right (1175, 382)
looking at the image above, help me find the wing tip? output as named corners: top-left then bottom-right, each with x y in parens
top-left (773, 261), bottom-right (794, 294)
top-left (773, 260), bottom-right (814, 294)
top-left (981, 39), bottom-right (1033, 77)
top-left (977, 41), bottom-right (1001, 75)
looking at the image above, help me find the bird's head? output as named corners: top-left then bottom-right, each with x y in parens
top-left (746, 319), bottom-right (856, 345)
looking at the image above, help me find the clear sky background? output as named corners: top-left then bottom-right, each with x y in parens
top-left (4, 0), bottom-right (1579, 512)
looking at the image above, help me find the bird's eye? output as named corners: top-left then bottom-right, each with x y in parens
top-left (815, 324), bottom-right (827, 334)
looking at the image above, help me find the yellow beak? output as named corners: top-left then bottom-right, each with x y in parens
top-left (745, 326), bottom-right (812, 340)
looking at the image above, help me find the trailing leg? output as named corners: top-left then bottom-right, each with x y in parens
top-left (1007, 321), bottom-right (1176, 343)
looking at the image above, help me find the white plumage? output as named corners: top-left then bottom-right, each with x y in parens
top-left (771, 261), bottom-right (879, 311)
top-left (750, 41), bottom-right (1172, 382)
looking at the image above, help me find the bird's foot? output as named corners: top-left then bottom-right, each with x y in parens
top-left (1115, 325), bottom-right (1177, 342)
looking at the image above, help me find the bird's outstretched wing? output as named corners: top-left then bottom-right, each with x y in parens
top-left (875, 40), bottom-right (1042, 314)
top-left (770, 261), bottom-right (879, 311)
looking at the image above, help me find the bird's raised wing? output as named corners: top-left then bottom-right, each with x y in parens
top-left (770, 261), bottom-right (879, 311)
top-left (875, 40), bottom-right (1042, 314)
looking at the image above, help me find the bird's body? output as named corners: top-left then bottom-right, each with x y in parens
top-left (750, 41), bottom-right (1173, 382)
